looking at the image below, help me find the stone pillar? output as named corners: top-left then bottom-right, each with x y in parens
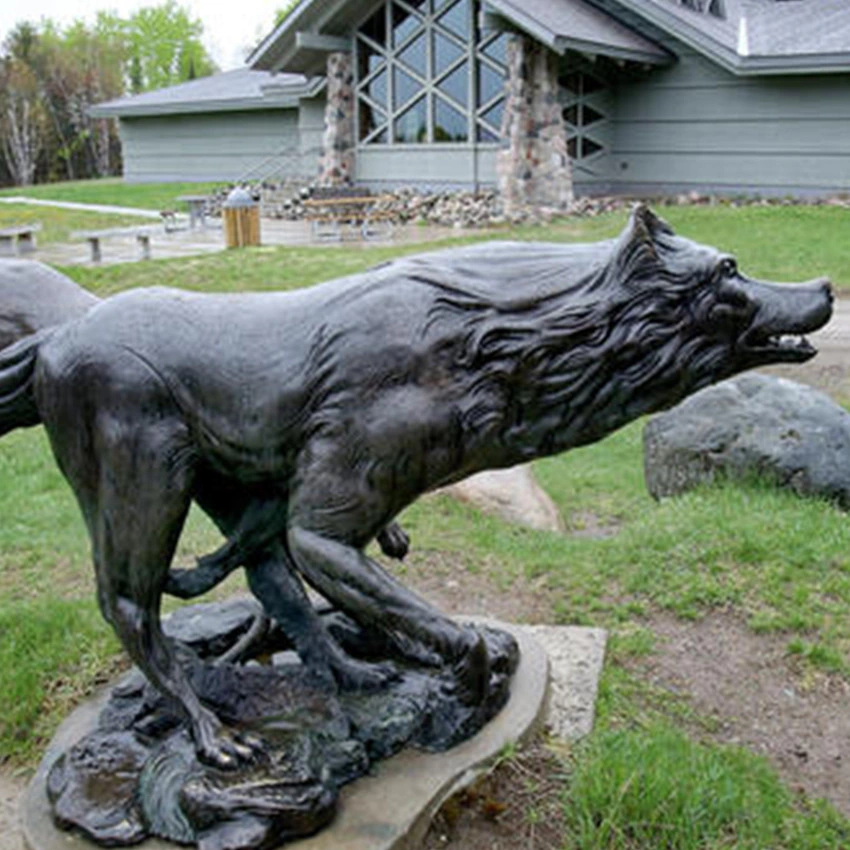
top-left (318, 52), bottom-right (355, 186)
top-left (497, 36), bottom-right (573, 216)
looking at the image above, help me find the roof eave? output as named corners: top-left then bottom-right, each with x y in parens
top-left (604, 0), bottom-right (850, 76)
top-left (247, 0), bottom-right (317, 68)
top-left (554, 35), bottom-right (670, 64)
top-left (485, 0), bottom-right (670, 64)
top-left (735, 53), bottom-right (850, 76)
top-left (89, 90), bottom-right (315, 119)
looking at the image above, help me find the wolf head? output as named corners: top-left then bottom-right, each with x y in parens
top-left (423, 205), bottom-right (833, 457)
top-left (590, 204), bottom-right (833, 415)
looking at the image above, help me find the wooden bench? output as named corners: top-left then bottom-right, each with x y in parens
top-left (73, 227), bottom-right (157, 264)
top-left (0, 223), bottom-right (42, 257)
top-left (301, 191), bottom-right (395, 241)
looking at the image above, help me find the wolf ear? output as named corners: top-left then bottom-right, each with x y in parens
top-left (613, 204), bottom-right (670, 279)
top-left (624, 204), bottom-right (674, 246)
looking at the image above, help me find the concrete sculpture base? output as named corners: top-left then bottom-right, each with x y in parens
top-left (24, 622), bottom-right (607, 850)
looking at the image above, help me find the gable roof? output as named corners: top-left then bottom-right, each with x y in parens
top-left (483, 0), bottom-right (671, 63)
top-left (90, 68), bottom-right (321, 118)
top-left (250, 0), bottom-right (850, 77)
top-left (602, 0), bottom-right (850, 74)
top-left (249, 0), bottom-right (670, 72)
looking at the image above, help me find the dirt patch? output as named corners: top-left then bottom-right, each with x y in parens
top-left (0, 770), bottom-right (25, 849)
top-left (636, 612), bottom-right (850, 815)
top-left (422, 737), bottom-right (566, 850)
top-left (391, 548), bottom-right (555, 625)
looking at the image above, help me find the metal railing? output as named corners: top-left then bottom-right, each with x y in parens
top-left (232, 138), bottom-right (324, 186)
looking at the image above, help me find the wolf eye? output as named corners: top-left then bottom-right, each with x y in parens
top-left (719, 258), bottom-right (737, 277)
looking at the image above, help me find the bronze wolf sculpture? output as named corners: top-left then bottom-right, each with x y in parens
top-left (0, 205), bottom-right (832, 768)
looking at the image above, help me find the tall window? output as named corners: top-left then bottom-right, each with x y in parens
top-left (354, 0), bottom-right (508, 146)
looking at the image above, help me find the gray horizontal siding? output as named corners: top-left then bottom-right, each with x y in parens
top-left (120, 110), bottom-right (301, 183)
top-left (356, 146), bottom-right (498, 189)
top-left (610, 45), bottom-right (850, 196)
top-left (298, 97), bottom-right (326, 181)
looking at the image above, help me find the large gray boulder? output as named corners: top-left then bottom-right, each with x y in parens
top-left (644, 373), bottom-right (850, 507)
top-left (0, 259), bottom-right (98, 350)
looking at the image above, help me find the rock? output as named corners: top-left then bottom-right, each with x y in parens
top-left (445, 464), bottom-right (565, 532)
top-left (644, 374), bottom-right (850, 506)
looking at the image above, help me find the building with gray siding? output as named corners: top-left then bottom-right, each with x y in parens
top-left (93, 0), bottom-right (850, 200)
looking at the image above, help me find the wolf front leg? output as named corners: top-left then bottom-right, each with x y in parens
top-left (287, 467), bottom-right (490, 705)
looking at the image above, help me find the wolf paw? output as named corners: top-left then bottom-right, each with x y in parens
top-left (194, 711), bottom-right (263, 770)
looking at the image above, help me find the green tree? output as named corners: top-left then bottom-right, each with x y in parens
top-left (0, 58), bottom-right (47, 185)
top-left (0, 4), bottom-right (218, 185)
top-left (274, 2), bottom-right (300, 27)
top-left (126, 1), bottom-right (217, 93)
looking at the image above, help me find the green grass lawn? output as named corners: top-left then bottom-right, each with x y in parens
top-left (2, 197), bottom-right (850, 846)
top-left (0, 177), bottom-right (225, 211)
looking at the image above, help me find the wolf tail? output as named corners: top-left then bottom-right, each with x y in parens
top-left (0, 330), bottom-right (49, 436)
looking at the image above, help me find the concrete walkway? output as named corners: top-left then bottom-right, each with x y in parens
top-left (32, 218), bottom-right (472, 266)
top-left (0, 197), bottom-right (163, 219)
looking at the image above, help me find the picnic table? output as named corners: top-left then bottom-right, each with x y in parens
top-left (73, 226), bottom-right (157, 263)
top-left (176, 194), bottom-right (210, 229)
top-left (301, 191), bottom-right (395, 242)
top-left (0, 222), bottom-right (42, 257)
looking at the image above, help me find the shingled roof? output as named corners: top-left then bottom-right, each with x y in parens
top-left (90, 68), bottom-right (321, 118)
top-left (483, 0), bottom-right (671, 63)
top-left (605, 0), bottom-right (850, 73)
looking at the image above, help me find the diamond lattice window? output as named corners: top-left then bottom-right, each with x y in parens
top-left (560, 70), bottom-right (609, 164)
top-left (354, 0), bottom-right (508, 146)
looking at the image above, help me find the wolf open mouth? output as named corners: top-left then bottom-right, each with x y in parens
top-left (734, 276), bottom-right (832, 364)
top-left (741, 330), bottom-right (817, 362)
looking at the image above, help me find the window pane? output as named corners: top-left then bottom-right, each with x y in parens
top-left (434, 97), bottom-right (468, 142)
top-left (567, 136), bottom-right (578, 158)
top-left (392, 2), bottom-right (422, 47)
top-left (394, 96), bottom-right (428, 142)
top-left (562, 104), bottom-right (578, 126)
top-left (476, 61), bottom-right (504, 107)
top-left (360, 7), bottom-right (388, 47)
top-left (476, 124), bottom-right (499, 143)
top-left (481, 33), bottom-right (508, 66)
top-left (359, 101), bottom-right (386, 141)
top-left (583, 105), bottom-right (604, 127)
top-left (362, 67), bottom-right (388, 108)
top-left (357, 39), bottom-right (385, 78)
top-left (437, 60), bottom-right (468, 107)
top-left (480, 99), bottom-right (504, 132)
top-left (433, 31), bottom-right (464, 76)
top-left (437, 0), bottom-right (470, 40)
top-left (582, 138), bottom-right (603, 157)
top-left (393, 66), bottom-right (422, 109)
top-left (398, 33), bottom-right (427, 77)
top-left (404, 0), bottom-right (429, 12)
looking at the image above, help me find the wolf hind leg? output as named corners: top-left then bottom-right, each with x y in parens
top-left (82, 423), bottom-right (258, 769)
top-left (245, 542), bottom-right (397, 691)
top-left (166, 491), bottom-right (410, 601)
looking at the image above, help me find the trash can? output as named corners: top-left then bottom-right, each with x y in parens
top-left (222, 187), bottom-right (260, 248)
